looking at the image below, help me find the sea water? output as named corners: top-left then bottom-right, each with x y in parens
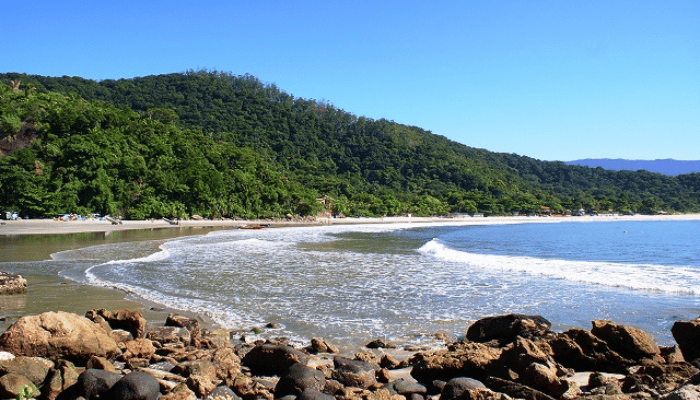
top-left (3, 218), bottom-right (700, 351)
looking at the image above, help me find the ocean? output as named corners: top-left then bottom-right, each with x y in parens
top-left (2, 218), bottom-right (699, 351)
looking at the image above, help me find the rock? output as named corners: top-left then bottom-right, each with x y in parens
top-left (86, 309), bottom-right (147, 339)
top-left (591, 320), bottom-right (660, 360)
top-left (0, 356), bottom-right (54, 386)
top-left (186, 374), bottom-right (216, 398)
top-left (389, 377), bottom-right (428, 397)
top-left (0, 351), bottom-right (15, 361)
top-left (672, 318), bottom-right (700, 363)
top-left (275, 363), bottom-right (326, 397)
top-left (659, 384), bottom-right (700, 400)
top-left (86, 355), bottom-right (119, 372)
top-left (485, 376), bottom-right (556, 400)
top-left (466, 314), bottom-right (551, 344)
top-left (331, 357), bottom-right (377, 389)
top-left (124, 338), bottom-right (156, 359)
top-left (299, 388), bottom-right (335, 400)
top-left (524, 363), bottom-right (569, 397)
top-left (0, 271), bottom-right (27, 294)
top-left (172, 360), bottom-right (217, 381)
top-left (0, 311), bottom-right (120, 362)
top-left (161, 383), bottom-right (197, 400)
top-left (45, 360), bottom-right (79, 400)
top-left (242, 344), bottom-right (309, 376)
top-left (105, 371), bottom-right (160, 400)
top-left (204, 385), bottom-right (241, 400)
top-left (77, 369), bottom-right (123, 400)
top-left (166, 314), bottom-right (201, 339)
top-left (147, 326), bottom-right (192, 346)
top-left (309, 338), bottom-right (339, 354)
top-left (0, 373), bottom-right (38, 399)
top-left (410, 342), bottom-right (502, 383)
top-left (211, 347), bottom-right (241, 380)
top-left (548, 328), bottom-right (632, 373)
top-left (440, 377), bottom-right (488, 400)
top-left (366, 339), bottom-right (397, 349)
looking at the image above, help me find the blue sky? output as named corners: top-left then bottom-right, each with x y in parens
top-left (4, 1), bottom-right (698, 161)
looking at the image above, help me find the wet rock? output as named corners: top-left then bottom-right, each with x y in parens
top-left (389, 377), bottom-right (428, 397)
top-left (77, 369), bottom-right (123, 400)
top-left (591, 320), bottom-right (661, 361)
top-left (106, 371), bottom-right (160, 400)
top-left (0, 271), bottom-right (27, 294)
top-left (0, 311), bottom-right (120, 362)
top-left (204, 385), bottom-right (241, 400)
top-left (300, 388), bottom-right (335, 400)
top-left (549, 328), bottom-right (632, 373)
top-left (242, 344), bottom-right (309, 376)
top-left (86, 309), bottom-right (147, 339)
top-left (0, 373), bottom-right (38, 399)
top-left (275, 363), bottom-right (326, 397)
top-left (166, 314), bottom-right (201, 339)
top-left (485, 376), bottom-right (556, 400)
top-left (524, 363), bottom-right (569, 397)
top-left (466, 314), bottom-right (551, 344)
top-left (331, 357), bottom-right (377, 389)
top-left (672, 318), bottom-right (700, 363)
top-left (366, 339), bottom-right (397, 349)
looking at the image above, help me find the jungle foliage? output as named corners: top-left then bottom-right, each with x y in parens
top-left (1, 70), bottom-right (699, 218)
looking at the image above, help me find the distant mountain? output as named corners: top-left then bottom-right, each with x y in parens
top-left (566, 159), bottom-right (700, 176)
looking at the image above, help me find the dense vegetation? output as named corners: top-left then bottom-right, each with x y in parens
top-left (1, 70), bottom-right (699, 218)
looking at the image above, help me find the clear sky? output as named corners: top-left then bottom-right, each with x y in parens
top-left (4, 1), bottom-right (698, 161)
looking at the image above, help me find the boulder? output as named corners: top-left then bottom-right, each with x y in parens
top-left (185, 374), bottom-right (216, 398)
top-left (123, 338), bottom-right (156, 359)
top-left (300, 388), bottom-right (335, 400)
top-left (45, 360), bottom-right (79, 400)
top-left (105, 371), bottom-right (160, 400)
top-left (331, 357), bottom-right (377, 389)
top-left (77, 369), bottom-right (123, 400)
top-left (0, 311), bottom-right (120, 362)
top-left (440, 378), bottom-right (488, 400)
top-left (165, 314), bottom-right (201, 338)
top-left (275, 363), bottom-right (326, 397)
top-left (86, 309), bottom-right (147, 339)
top-left (242, 344), bottom-right (309, 376)
top-left (366, 339), bottom-right (397, 349)
top-left (485, 376), bottom-right (556, 400)
top-left (410, 342), bottom-right (502, 383)
top-left (309, 338), bottom-right (339, 354)
top-left (548, 328), bottom-right (632, 373)
top-left (388, 377), bottom-right (428, 397)
top-left (0, 373), bottom-right (38, 399)
top-left (0, 271), bottom-right (27, 294)
top-left (0, 356), bottom-right (54, 386)
top-left (466, 314), bottom-right (551, 344)
top-left (672, 318), bottom-right (700, 362)
top-left (591, 320), bottom-right (660, 360)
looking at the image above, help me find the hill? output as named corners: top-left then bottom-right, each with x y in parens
top-left (1, 70), bottom-right (699, 218)
top-left (566, 159), bottom-right (700, 176)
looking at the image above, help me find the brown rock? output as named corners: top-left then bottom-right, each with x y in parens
top-left (148, 326), bottom-right (192, 346)
top-left (165, 314), bottom-right (201, 339)
top-left (160, 383), bottom-right (197, 400)
top-left (310, 338), bottom-right (339, 354)
top-left (0, 356), bottom-right (54, 386)
top-left (124, 338), bottom-right (156, 359)
top-left (242, 344), bottom-right (309, 376)
top-left (0, 271), bottom-right (27, 295)
top-left (0, 311), bottom-right (120, 362)
top-left (466, 314), bottom-right (551, 344)
top-left (86, 308), bottom-right (147, 339)
top-left (672, 318), bottom-right (700, 362)
top-left (0, 373), bottom-right (38, 399)
top-left (86, 356), bottom-right (118, 372)
top-left (549, 329), bottom-right (632, 373)
top-left (410, 342), bottom-right (502, 383)
top-left (591, 320), bottom-right (660, 361)
top-left (186, 374), bottom-right (216, 398)
top-left (525, 363), bottom-right (569, 397)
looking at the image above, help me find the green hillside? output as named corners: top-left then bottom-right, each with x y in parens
top-left (1, 70), bottom-right (699, 218)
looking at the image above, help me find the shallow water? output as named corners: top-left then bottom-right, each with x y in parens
top-left (1, 219), bottom-right (698, 351)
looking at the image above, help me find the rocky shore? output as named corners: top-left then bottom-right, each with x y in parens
top-left (0, 311), bottom-right (699, 400)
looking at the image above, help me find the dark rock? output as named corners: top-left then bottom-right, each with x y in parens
top-left (166, 314), bottom-right (201, 338)
top-left (242, 344), bottom-right (309, 376)
top-left (389, 377), bottom-right (428, 396)
top-left (485, 376), bottom-right (556, 400)
top-left (275, 363), bottom-right (326, 397)
top-left (0, 373), bottom-right (38, 399)
top-left (204, 385), bottom-right (241, 400)
top-left (591, 320), bottom-right (660, 360)
top-left (299, 388), bottom-right (335, 400)
top-left (86, 309), bottom-right (147, 339)
top-left (46, 360), bottom-right (80, 400)
top-left (440, 377), bottom-right (487, 400)
top-left (410, 342), bottom-right (502, 383)
top-left (548, 328), bottom-right (632, 373)
top-left (672, 318), bottom-right (700, 362)
top-left (466, 314), bottom-right (551, 344)
top-left (77, 369), bottom-right (122, 400)
top-left (105, 371), bottom-right (160, 400)
top-left (0, 311), bottom-right (120, 362)
top-left (366, 339), bottom-right (397, 349)
top-left (147, 326), bottom-right (191, 346)
top-left (331, 357), bottom-right (377, 389)
top-left (0, 271), bottom-right (27, 294)
top-left (309, 338), bottom-right (339, 354)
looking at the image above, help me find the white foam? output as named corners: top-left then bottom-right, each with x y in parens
top-left (419, 239), bottom-right (700, 295)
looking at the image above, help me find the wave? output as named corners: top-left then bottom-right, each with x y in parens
top-left (419, 239), bottom-right (700, 295)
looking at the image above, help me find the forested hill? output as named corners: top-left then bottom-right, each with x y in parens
top-left (567, 159), bottom-right (700, 176)
top-left (1, 70), bottom-right (699, 218)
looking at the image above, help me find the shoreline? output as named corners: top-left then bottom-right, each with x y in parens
top-left (2, 213), bottom-right (699, 239)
